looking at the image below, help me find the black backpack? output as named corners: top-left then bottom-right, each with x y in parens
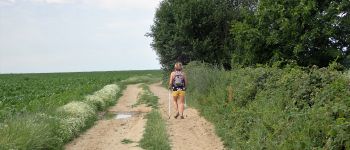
top-left (173, 71), bottom-right (185, 87)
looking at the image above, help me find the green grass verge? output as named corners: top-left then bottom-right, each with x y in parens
top-left (139, 110), bottom-right (171, 150)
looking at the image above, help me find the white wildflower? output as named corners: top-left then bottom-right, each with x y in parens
top-left (93, 84), bottom-right (119, 100)
top-left (57, 101), bottom-right (95, 119)
top-left (58, 117), bottom-right (85, 139)
top-left (55, 84), bottom-right (120, 140)
top-left (85, 94), bottom-right (106, 109)
top-left (85, 84), bottom-right (119, 108)
top-left (56, 101), bottom-right (96, 139)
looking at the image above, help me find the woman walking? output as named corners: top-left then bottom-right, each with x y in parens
top-left (168, 62), bottom-right (187, 119)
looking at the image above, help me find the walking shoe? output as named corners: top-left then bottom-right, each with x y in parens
top-left (174, 112), bottom-right (179, 119)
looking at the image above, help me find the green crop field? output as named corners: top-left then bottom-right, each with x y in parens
top-left (0, 70), bottom-right (161, 149)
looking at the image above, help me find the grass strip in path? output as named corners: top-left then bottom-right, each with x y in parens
top-left (137, 84), bottom-right (171, 150)
top-left (132, 84), bottom-right (159, 109)
top-left (139, 110), bottom-right (171, 150)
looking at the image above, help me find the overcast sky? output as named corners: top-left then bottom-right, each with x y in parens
top-left (0, 0), bottom-right (162, 73)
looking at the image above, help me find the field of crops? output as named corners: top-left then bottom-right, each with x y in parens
top-left (0, 70), bottom-right (161, 149)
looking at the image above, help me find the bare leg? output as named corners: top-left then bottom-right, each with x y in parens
top-left (178, 95), bottom-right (185, 116)
top-left (173, 96), bottom-right (179, 114)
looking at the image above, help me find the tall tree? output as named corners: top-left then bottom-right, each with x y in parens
top-left (231, 0), bottom-right (350, 67)
top-left (148, 0), bottom-right (257, 71)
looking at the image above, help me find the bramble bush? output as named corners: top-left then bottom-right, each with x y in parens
top-left (185, 61), bottom-right (350, 149)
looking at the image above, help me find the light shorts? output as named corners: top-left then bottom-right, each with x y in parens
top-left (172, 90), bottom-right (185, 97)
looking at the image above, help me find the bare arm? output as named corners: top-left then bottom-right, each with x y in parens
top-left (168, 72), bottom-right (174, 89)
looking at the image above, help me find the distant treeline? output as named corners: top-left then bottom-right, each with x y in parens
top-left (148, 0), bottom-right (350, 70)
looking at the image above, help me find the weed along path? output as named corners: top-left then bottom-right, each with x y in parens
top-left (149, 82), bottom-right (224, 150)
top-left (65, 84), bottom-right (151, 150)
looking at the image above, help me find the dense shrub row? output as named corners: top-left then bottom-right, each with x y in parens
top-left (185, 62), bottom-right (350, 149)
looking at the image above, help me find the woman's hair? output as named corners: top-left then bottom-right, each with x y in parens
top-left (174, 62), bottom-right (183, 71)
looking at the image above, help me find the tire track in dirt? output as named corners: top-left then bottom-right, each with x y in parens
top-left (65, 84), bottom-right (151, 150)
top-left (149, 82), bottom-right (224, 150)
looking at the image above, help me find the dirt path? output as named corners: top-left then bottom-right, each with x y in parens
top-left (65, 84), bottom-right (151, 150)
top-left (149, 82), bottom-right (224, 150)
top-left (65, 83), bottom-right (224, 150)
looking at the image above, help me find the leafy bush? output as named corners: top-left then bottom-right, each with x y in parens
top-left (185, 61), bottom-right (350, 149)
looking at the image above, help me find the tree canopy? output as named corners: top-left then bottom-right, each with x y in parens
top-left (232, 0), bottom-right (350, 67)
top-left (149, 0), bottom-right (349, 70)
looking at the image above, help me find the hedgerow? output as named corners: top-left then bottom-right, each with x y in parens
top-left (185, 62), bottom-right (350, 149)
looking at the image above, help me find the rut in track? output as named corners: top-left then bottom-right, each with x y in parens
top-left (149, 82), bottom-right (224, 150)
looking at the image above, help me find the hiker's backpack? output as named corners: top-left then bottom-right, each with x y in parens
top-left (173, 71), bottom-right (185, 88)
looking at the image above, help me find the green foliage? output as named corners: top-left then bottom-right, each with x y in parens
top-left (0, 70), bottom-right (162, 149)
top-left (0, 70), bottom-right (161, 121)
top-left (0, 113), bottom-right (62, 150)
top-left (0, 83), bottom-right (120, 149)
top-left (184, 62), bottom-right (228, 108)
top-left (139, 110), bottom-right (171, 150)
top-left (231, 0), bottom-right (350, 67)
top-left (150, 0), bottom-right (349, 70)
top-left (149, 0), bottom-right (257, 71)
top-left (231, 21), bottom-right (264, 66)
top-left (185, 62), bottom-right (350, 149)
